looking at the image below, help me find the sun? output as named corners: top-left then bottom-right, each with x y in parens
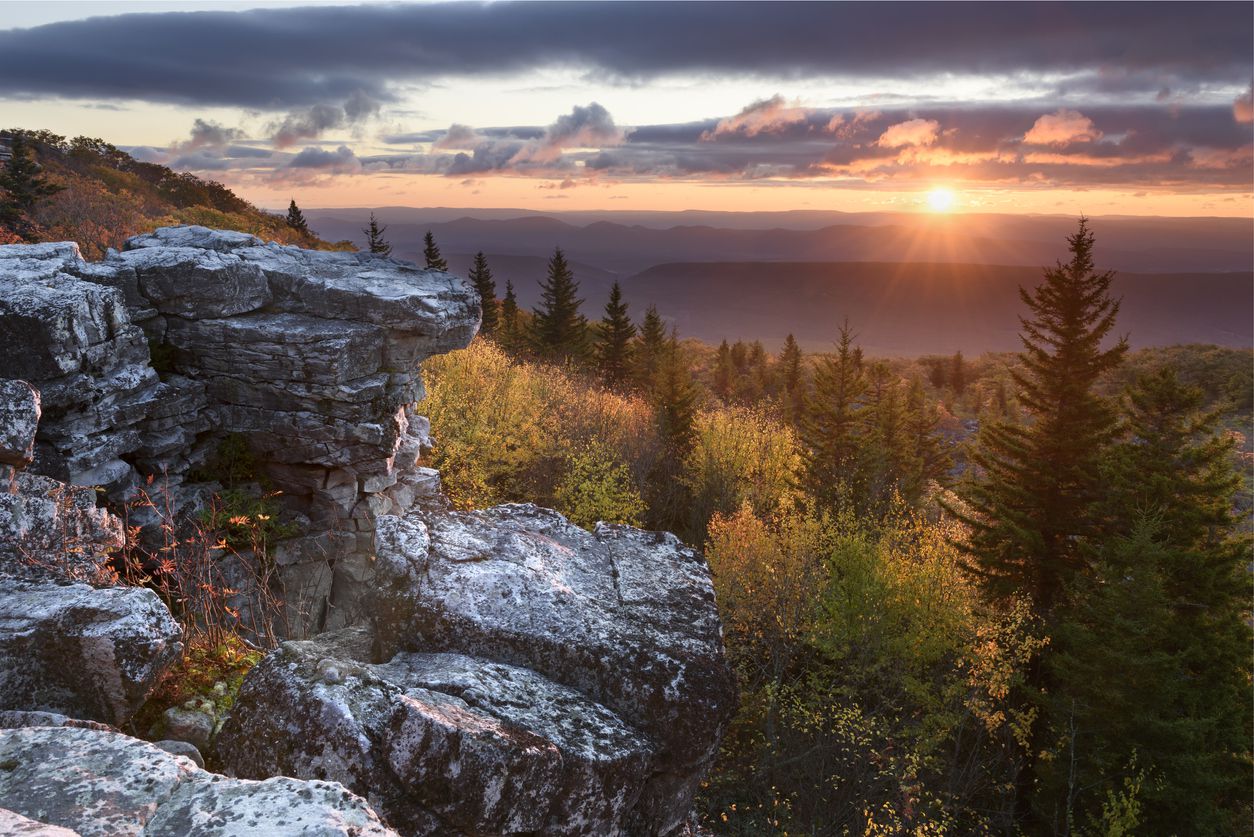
top-left (927, 187), bottom-right (956, 212)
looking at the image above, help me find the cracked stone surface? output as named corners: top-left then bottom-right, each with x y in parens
top-left (0, 726), bottom-right (398, 836)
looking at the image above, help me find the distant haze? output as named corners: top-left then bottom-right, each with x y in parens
top-left (304, 208), bottom-right (1253, 355)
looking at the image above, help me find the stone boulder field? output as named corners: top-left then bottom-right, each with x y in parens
top-left (0, 227), bottom-right (736, 836)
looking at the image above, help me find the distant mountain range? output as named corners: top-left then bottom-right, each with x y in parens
top-left (303, 207), bottom-right (1253, 354)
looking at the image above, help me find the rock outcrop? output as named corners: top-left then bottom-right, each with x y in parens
top-left (0, 579), bottom-right (183, 726)
top-left (0, 228), bottom-right (735, 836)
top-left (0, 725), bottom-right (399, 836)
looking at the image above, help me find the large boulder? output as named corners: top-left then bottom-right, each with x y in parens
top-left (0, 472), bottom-right (124, 584)
top-left (219, 505), bottom-right (736, 835)
top-left (0, 580), bottom-right (182, 726)
top-left (0, 725), bottom-right (398, 836)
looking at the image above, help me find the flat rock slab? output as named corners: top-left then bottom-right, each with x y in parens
top-left (0, 726), bottom-right (397, 836)
top-left (0, 580), bottom-right (182, 726)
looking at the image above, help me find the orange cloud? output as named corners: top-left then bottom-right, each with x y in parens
top-left (875, 118), bottom-right (940, 148)
top-left (702, 95), bottom-right (811, 140)
top-left (1023, 108), bottom-right (1102, 145)
top-left (1235, 87), bottom-right (1253, 124)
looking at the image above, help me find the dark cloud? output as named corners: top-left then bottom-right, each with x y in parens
top-left (270, 93), bottom-right (379, 147)
top-left (287, 144), bottom-right (361, 170)
top-left (178, 118), bottom-right (244, 150)
top-left (0, 2), bottom-right (1248, 108)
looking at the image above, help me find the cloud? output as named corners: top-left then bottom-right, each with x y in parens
top-left (432, 124), bottom-right (484, 150)
top-left (876, 118), bottom-right (941, 148)
top-left (827, 110), bottom-right (881, 140)
top-left (287, 144), bottom-right (361, 172)
top-left (702, 95), bottom-right (811, 140)
top-left (536, 102), bottom-right (625, 151)
top-left (1235, 86), bottom-right (1254, 124)
top-left (177, 118), bottom-right (244, 151)
top-left (0, 3), bottom-right (1248, 108)
top-left (1024, 109), bottom-right (1103, 145)
top-left (270, 93), bottom-right (380, 147)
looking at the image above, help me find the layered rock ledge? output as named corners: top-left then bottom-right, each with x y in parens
top-left (0, 228), bottom-right (734, 835)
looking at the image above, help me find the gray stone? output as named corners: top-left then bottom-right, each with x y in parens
top-left (0, 726), bottom-right (397, 837)
top-left (0, 380), bottom-right (39, 470)
top-left (161, 705), bottom-right (215, 752)
top-left (0, 580), bottom-right (182, 726)
top-left (0, 472), bottom-right (124, 584)
top-left (217, 629), bottom-right (654, 836)
top-left (0, 808), bottom-right (82, 836)
top-left (152, 739), bottom-right (205, 768)
top-left (118, 247), bottom-right (271, 319)
top-left (370, 504), bottom-right (737, 835)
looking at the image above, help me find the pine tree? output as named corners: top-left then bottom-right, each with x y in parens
top-left (799, 321), bottom-right (867, 511)
top-left (0, 132), bottom-right (62, 230)
top-left (499, 279), bottom-right (520, 352)
top-left (468, 252), bottom-right (498, 334)
top-left (713, 340), bottom-right (734, 401)
top-left (285, 199), bottom-right (309, 235)
top-left (903, 377), bottom-right (950, 502)
top-left (362, 212), bottom-right (391, 256)
top-left (1045, 367), bottom-right (1252, 833)
top-left (953, 219), bottom-right (1126, 612)
top-left (529, 247), bottom-right (587, 363)
top-left (860, 361), bottom-right (907, 513)
top-left (950, 350), bottom-right (966, 395)
top-left (647, 330), bottom-right (701, 535)
top-left (423, 230), bottom-right (448, 271)
top-left (778, 334), bottom-right (804, 422)
top-left (633, 305), bottom-right (668, 389)
top-left (596, 281), bottom-right (635, 385)
top-left (949, 219), bottom-right (1127, 829)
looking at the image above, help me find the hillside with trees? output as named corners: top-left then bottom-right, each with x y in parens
top-left (0, 128), bottom-right (350, 258)
top-left (417, 225), bottom-right (1253, 835)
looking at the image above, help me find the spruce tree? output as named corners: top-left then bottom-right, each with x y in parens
top-left (423, 230), bottom-right (448, 271)
top-left (596, 281), bottom-right (635, 385)
top-left (778, 334), bottom-right (804, 422)
top-left (1045, 367), bottom-right (1252, 833)
top-left (362, 212), bottom-right (391, 256)
top-left (285, 199), bottom-right (309, 235)
top-left (903, 377), bottom-right (950, 502)
top-left (949, 219), bottom-right (1126, 829)
top-left (799, 321), bottom-right (867, 511)
top-left (950, 350), bottom-right (966, 396)
top-left (499, 279), bottom-right (520, 352)
top-left (468, 252), bottom-right (498, 334)
top-left (860, 361), bottom-right (907, 513)
top-left (529, 247), bottom-right (587, 363)
top-left (647, 330), bottom-right (700, 535)
top-left (713, 340), bottom-right (734, 401)
top-left (0, 132), bottom-right (61, 230)
top-left (953, 219), bottom-right (1126, 612)
top-left (633, 305), bottom-right (668, 389)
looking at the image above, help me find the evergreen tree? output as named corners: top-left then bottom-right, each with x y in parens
top-left (596, 281), bottom-right (635, 385)
top-left (529, 247), bottom-right (588, 363)
top-left (468, 252), bottom-right (498, 334)
top-left (860, 361), bottom-right (908, 513)
top-left (949, 219), bottom-right (1127, 829)
top-left (778, 334), bottom-right (804, 422)
top-left (423, 230), bottom-right (448, 271)
top-left (903, 377), bottom-right (950, 501)
top-left (285, 199), bottom-right (309, 235)
top-left (950, 350), bottom-right (966, 395)
top-left (799, 321), bottom-right (867, 512)
top-left (498, 279), bottom-right (520, 352)
top-left (633, 305), bottom-right (668, 389)
top-left (653, 330), bottom-right (699, 459)
top-left (953, 219), bottom-right (1126, 612)
top-left (713, 340), bottom-right (734, 401)
top-left (0, 132), bottom-right (62, 231)
top-left (1044, 367), bottom-right (1252, 833)
top-left (362, 212), bottom-right (391, 256)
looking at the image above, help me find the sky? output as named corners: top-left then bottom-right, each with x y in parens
top-left (1, 1), bottom-right (1251, 216)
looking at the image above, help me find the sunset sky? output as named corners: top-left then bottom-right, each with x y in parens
top-left (2, 1), bottom-right (1251, 216)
